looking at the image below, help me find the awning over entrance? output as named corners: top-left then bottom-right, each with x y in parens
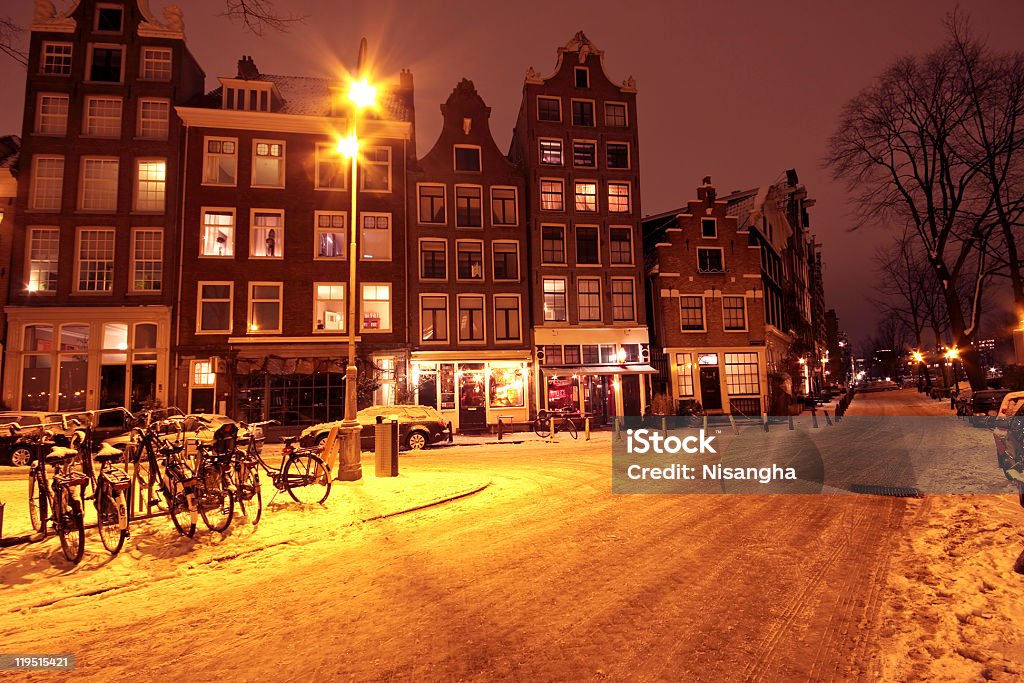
top-left (540, 364), bottom-right (658, 376)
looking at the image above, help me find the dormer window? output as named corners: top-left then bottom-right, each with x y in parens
top-left (223, 85), bottom-right (273, 112)
top-left (454, 146), bottom-right (481, 173)
top-left (95, 5), bottom-right (124, 33)
top-left (574, 67), bottom-right (590, 88)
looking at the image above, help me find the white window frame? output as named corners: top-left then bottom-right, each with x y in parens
top-left (249, 208), bottom-right (285, 259)
top-left (454, 184), bottom-right (484, 228)
top-left (359, 212), bottom-right (392, 261)
top-left (457, 294), bottom-right (486, 344)
top-left (133, 158), bottom-right (166, 213)
top-left (577, 277), bottom-right (602, 322)
top-left (30, 155), bottom-right (64, 211)
top-left (572, 139), bottom-right (598, 168)
top-left (493, 294), bottom-right (522, 344)
top-left (540, 178), bottom-right (564, 212)
top-left (26, 227), bottom-right (59, 294)
top-left (360, 283), bottom-right (393, 333)
top-left (608, 182), bottom-right (631, 213)
top-left (574, 180), bottom-right (598, 213)
top-left (543, 278), bottom-right (567, 322)
top-left (609, 226), bottom-right (634, 266)
top-left (251, 139), bottom-right (286, 189)
top-left (722, 295), bottom-right (749, 332)
top-left (570, 98), bottom-right (597, 127)
top-left (539, 138), bottom-right (563, 166)
top-left (93, 4), bottom-right (124, 33)
top-left (418, 238), bottom-right (448, 281)
top-left (575, 225), bottom-right (602, 267)
top-left (35, 93), bottom-right (69, 135)
top-left (490, 186), bottom-right (518, 227)
top-left (130, 227), bottom-right (163, 293)
top-left (313, 282), bottom-right (346, 334)
top-left (679, 295), bottom-right (706, 332)
top-left (536, 96), bottom-right (562, 122)
top-left (611, 277), bottom-right (637, 322)
top-left (85, 43), bottom-right (125, 84)
top-left (314, 142), bottom-right (346, 191)
top-left (701, 217), bottom-right (718, 239)
top-left (697, 246), bottom-right (726, 273)
top-left (606, 141), bottom-right (631, 170)
top-left (247, 282), bottom-right (283, 334)
top-left (202, 136), bottom-right (238, 187)
top-left (416, 182), bottom-right (447, 224)
top-left (79, 157), bottom-right (119, 212)
top-left (676, 352), bottom-right (695, 397)
top-left (200, 207), bottom-right (236, 258)
top-left (74, 227), bottom-right (115, 294)
top-left (453, 144), bottom-right (482, 173)
top-left (419, 293), bottom-right (449, 343)
top-left (137, 98), bottom-right (170, 140)
top-left (455, 239), bottom-right (485, 281)
top-left (360, 145), bottom-right (392, 193)
top-left (604, 101), bottom-right (629, 127)
top-left (83, 96), bottom-right (123, 138)
top-left (541, 224), bottom-right (567, 265)
top-left (40, 42), bottom-right (73, 76)
top-left (140, 46), bottom-right (172, 81)
top-left (314, 210), bottom-right (347, 260)
top-left (196, 281), bottom-right (234, 335)
top-left (574, 66), bottom-right (590, 88)
top-left (491, 241), bottom-right (520, 282)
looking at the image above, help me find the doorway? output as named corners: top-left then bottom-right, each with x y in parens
top-left (699, 366), bottom-right (723, 411)
top-left (621, 375), bottom-right (641, 416)
top-left (458, 363), bottom-right (487, 432)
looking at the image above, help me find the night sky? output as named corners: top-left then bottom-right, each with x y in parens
top-left (2, 0), bottom-right (1023, 346)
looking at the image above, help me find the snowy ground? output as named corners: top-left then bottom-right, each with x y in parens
top-left (0, 391), bottom-right (1021, 681)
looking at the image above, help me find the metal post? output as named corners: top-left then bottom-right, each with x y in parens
top-left (585, 417), bottom-right (590, 441)
top-left (811, 407), bottom-right (819, 429)
top-left (824, 410), bottom-right (832, 426)
top-left (548, 417), bottom-right (555, 442)
top-left (497, 417), bottom-right (503, 441)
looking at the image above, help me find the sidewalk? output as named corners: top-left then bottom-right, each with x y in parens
top-left (0, 460), bottom-right (491, 613)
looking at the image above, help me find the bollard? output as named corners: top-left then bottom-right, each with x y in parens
top-left (549, 417), bottom-right (555, 442)
top-left (788, 414), bottom-right (794, 431)
top-left (824, 410), bottom-right (832, 426)
top-left (762, 413), bottom-right (769, 433)
top-left (585, 417), bottom-right (591, 441)
top-left (497, 417), bottom-right (505, 441)
top-left (614, 419), bottom-right (621, 441)
top-left (811, 408), bottom-right (819, 429)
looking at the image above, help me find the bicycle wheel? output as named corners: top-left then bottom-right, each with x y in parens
top-left (28, 472), bottom-right (47, 535)
top-left (167, 470), bottom-right (196, 537)
top-left (56, 488), bottom-right (85, 564)
top-left (564, 419), bottom-right (578, 440)
top-left (96, 484), bottom-right (127, 555)
top-left (235, 461), bottom-right (262, 525)
top-left (284, 454), bottom-right (331, 505)
top-left (198, 466), bottom-right (234, 532)
top-left (534, 412), bottom-right (551, 438)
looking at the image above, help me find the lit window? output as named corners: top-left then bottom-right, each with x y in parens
top-left (361, 146), bottom-right (391, 191)
top-left (540, 179), bottom-right (564, 211)
top-left (607, 143), bottom-right (630, 169)
top-left (41, 43), bottom-right (73, 75)
top-left (315, 212), bottom-right (346, 259)
top-left (140, 47), bottom-right (172, 81)
top-left (454, 146), bottom-right (481, 172)
top-left (458, 295), bottom-right (485, 342)
top-left (361, 284), bottom-right (392, 332)
top-left (725, 353), bottom-right (760, 395)
top-left (539, 139), bottom-right (563, 166)
top-left (456, 241), bottom-right (483, 280)
top-left (138, 99), bottom-right (170, 139)
top-left (131, 229), bottom-right (163, 292)
top-left (676, 353), bottom-right (694, 397)
top-left (538, 96), bottom-right (561, 122)
top-left (36, 94), bottom-right (68, 135)
top-left (250, 210), bottom-right (283, 258)
top-left (360, 213), bottom-right (391, 260)
top-left (88, 45), bottom-right (123, 82)
top-left (680, 296), bottom-right (705, 331)
top-left (608, 182), bottom-right (631, 213)
top-left (27, 228), bottom-right (59, 293)
top-left (203, 138), bottom-right (236, 186)
top-left (84, 97), bottom-right (122, 137)
top-left (543, 278), bottom-right (567, 322)
top-left (192, 360), bottom-right (216, 386)
top-left (134, 159), bottom-right (166, 212)
top-left (253, 141), bottom-right (285, 187)
top-left (248, 283), bottom-right (282, 333)
top-left (578, 279), bottom-right (601, 321)
top-left (198, 283), bottom-right (233, 333)
top-left (609, 228), bottom-right (633, 264)
top-left (314, 284), bottom-right (345, 332)
top-left (612, 279), bottom-right (635, 321)
top-left (542, 226), bottom-right (565, 264)
top-left (315, 143), bottom-right (345, 190)
top-left (420, 240), bottom-right (447, 280)
top-left (31, 156), bottom-right (64, 210)
top-left (201, 209), bottom-right (235, 257)
top-left (723, 296), bottom-right (747, 330)
top-left (76, 228), bottom-right (115, 292)
top-left (605, 102), bottom-right (627, 127)
top-left (455, 186), bottom-right (483, 227)
top-left (420, 295), bottom-right (448, 341)
top-left (574, 182), bottom-right (597, 212)
top-left (418, 185), bottom-right (446, 224)
top-left (80, 158), bottom-right (119, 211)
top-left (491, 187), bottom-right (517, 226)
top-left (573, 141), bottom-right (596, 167)
top-left (494, 296), bottom-right (521, 342)
top-left (492, 243), bottom-right (519, 281)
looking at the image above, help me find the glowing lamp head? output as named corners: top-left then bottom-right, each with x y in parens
top-left (945, 347), bottom-right (959, 360)
top-left (798, 357), bottom-right (807, 365)
top-left (336, 135), bottom-right (359, 158)
top-left (616, 348), bottom-right (627, 363)
top-left (912, 351), bottom-right (924, 363)
top-left (348, 78), bottom-right (377, 109)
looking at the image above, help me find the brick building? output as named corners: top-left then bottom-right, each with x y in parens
top-left (174, 56), bottom-right (415, 420)
top-left (644, 178), bottom-right (769, 416)
top-left (2, 0), bottom-right (204, 413)
top-left (510, 32), bottom-right (653, 423)
top-left (407, 80), bottom-right (530, 432)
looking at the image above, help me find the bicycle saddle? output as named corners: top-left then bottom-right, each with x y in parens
top-left (94, 442), bottom-right (124, 462)
top-left (45, 446), bottom-right (79, 463)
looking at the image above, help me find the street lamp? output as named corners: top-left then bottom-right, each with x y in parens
top-left (945, 347), bottom-right (961, 408)
top-left (333, 75), bottom-right (377, 482)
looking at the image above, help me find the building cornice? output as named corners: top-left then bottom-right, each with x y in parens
top-left (175, 107), bottom-right (412, 139)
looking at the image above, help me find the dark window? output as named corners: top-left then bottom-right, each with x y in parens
top-left (457, 242), bottom-right (483, 279)
top-left (612, 280), bottom-right (635, 321)
top-left (420, 240), bottom-right (446, 279)
top-left (458, 296), bottom-right (485, 341)
top-left (582, 345), bottom-right (599, 364)
top-left (573, 141), bottom-right (596, 167)
top-left (494, 296), bottom-right (521, 341)
top-left (543, 280), bottom-right (567, 322)
top-left (701, 218), bottom-right (717, 238)
top-left (96, 7), bottom-right (123, 32)
top-left (563, 345), bottom-right (581, 365)
top-left (680, 296), bottom-right (704, 330)
top-left (609, 228), bottom-right (632, 264)
top-left (421, 296), bottom-right (448, 341)
top-left (454, 146), bottom-right (481, 172)
top-left (455, 186), bottom-right (482, 227)
top-left (542, 345), bottom-right (563, 366)
top-left (577, 279), bottom-right (601, 321)
top-left (491, 187), bottom-right (517, 226)
top-left (539, 139), bottom-right (563, 166)
top-left (698, 248), bottom-right (725, 273)
top-left (89, 46), bottom-right (123, 82)
top-left (574, 67), bottom-right (589, 88)
top-left (605, 102), bottom-right (627, 127)
top-left (607, 143), bottom-right (629, 169)
top-left (542, 226), bottom-right (565, 264)
top-left (723, 296), bottom-right (746, 330)
top-left (538, 97), bottom-right (561, 122)
top-left (493, 243), bottom-right (519, 280)
top-left (572, 100), bottom-right (595, 126)
top-left (576, 227), bottom-right (599, 265)
top-left (419, 185), bottom-right (445, 223)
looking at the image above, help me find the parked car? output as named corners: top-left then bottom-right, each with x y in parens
top-left (993, 400), bottom-right (1024, 472)
top-left (0, 411), bottom-right (69, 466)
top-left (965, 389), bottom-right (1012, 426)
top-left (299, 405), bottom-right (449, 451)
top-left (102, 412), bottom-right (255, 452)
top-left (1000, 411), bottom-right (1024, 504)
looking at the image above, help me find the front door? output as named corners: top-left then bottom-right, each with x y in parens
top-left (621, 375), bottom-right (641, 416)
top-left (458, 363), bottom-right (487, 432)
top-left (699, 367), bottom-right (723, 411)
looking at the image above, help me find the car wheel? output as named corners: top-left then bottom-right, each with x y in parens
top-left (405, 431), bottom-right (427, 451)
top-left (10, 446), bottom-right (32, 467)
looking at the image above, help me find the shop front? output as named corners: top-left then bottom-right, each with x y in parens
top-left (668, 346), bottom-right (768, 416)
top-left (3, 306), bottom-right (171, 413)
top-left (410, 351), bottom-right (531, 433)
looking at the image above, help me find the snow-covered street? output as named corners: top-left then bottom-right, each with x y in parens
top-left (0, 389), bottom-right (1022, 681)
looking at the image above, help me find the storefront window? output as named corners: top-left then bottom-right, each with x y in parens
top-left (489, 367), bottom-right (525, 408)
top-left (414, 363), bottom-right (438, 409)
top-left (546, 376), bottom-right (578, 411)
top-left (57, 324), bottom-right (89, 411)
top-left (439, 363), bottom-right (455, 410)
top-left (22, 355), bottom-right (52, 411)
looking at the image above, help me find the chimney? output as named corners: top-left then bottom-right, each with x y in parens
top-left (697, 175), bottom-right (716, 203)
top-left (237, 55), bottom-right (259, 80)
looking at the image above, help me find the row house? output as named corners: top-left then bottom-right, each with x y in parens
top-left (644, 178), bottom-right (768, 416)
top-left (407, 80), bottom-right (530, 432)
top-left (510, 32), bottom-right (653, 424)
top-left (3, 0), bottom-right (204, 414)
top-left (174, 57), bottom-right (415, 420)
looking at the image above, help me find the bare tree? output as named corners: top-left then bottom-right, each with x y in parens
top-left (826, 17), bottom-right (1008, 389)
top-left (0, 16), bottom-right (27, 66)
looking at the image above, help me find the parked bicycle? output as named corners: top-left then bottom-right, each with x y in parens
top-left (21, 421), bottom-right (89, 563)
top-left (534, 409), bottom-right (579, 439)
top-left (254, 433), bottom-right (332, 506)
top-left (128, 415), bottom-right (200, 537)
top-left (76, 410), bottom-right (133, 555)
top-left (188, 417), bottom-right (237, 533)
top-left (224, 420), bottom-right (278, 525)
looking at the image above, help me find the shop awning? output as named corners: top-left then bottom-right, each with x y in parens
top-left (540, 364), bottom-right (658, 376)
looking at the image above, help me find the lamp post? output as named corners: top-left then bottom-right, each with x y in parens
top-left (911, 350), bottom-right (926, 392)
top-left (334, 76), bottom-right (377, 481)
top-left (946, 347), bottom-right (960, 410)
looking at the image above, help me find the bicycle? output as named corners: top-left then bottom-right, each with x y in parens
top-left (128, 416), bottom-right (200, 537)
top-left (246, 433), bottom-right (332, 506)
top-left (22, 422), bottom-right (89, 564)
top-left (76, 411), bottom-right (133, 555)
top-left (534, 409), bottom-right (579, 439)
top-left (225, 420), bottom-right (279, 525)
top-left (188, 419), bottom-right (236, 533)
